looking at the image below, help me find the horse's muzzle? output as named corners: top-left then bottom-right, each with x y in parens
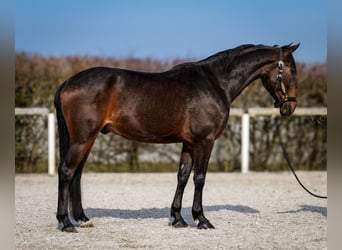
top-left (280, 102), bottom-right (296, 116)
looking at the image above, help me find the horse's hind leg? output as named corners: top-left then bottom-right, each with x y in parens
top-left (57, 138), bottom-right (96, 232)
top-left (171, 142), bottom-right (194, 227)
top-left (69, 146), bottom-right (94, 227)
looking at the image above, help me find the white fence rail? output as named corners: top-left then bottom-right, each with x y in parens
top-left (15, 107), bottom-right (327, 175)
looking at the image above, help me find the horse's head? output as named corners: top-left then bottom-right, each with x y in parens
top-left (262, 43), bottom-right (300, 116)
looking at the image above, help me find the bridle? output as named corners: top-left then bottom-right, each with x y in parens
top-left (273, 48), bottom-right (297, 108)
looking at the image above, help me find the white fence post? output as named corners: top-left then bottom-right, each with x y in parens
top-left (241, 113), bottom-right (250, 173)
top-left (48, 113), bottom-right (56, 175)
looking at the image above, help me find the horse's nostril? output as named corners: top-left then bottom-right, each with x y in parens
top-left (280, 103), bottom-right (293, 116)
top-left (286, 103), bottom-right (291, 115)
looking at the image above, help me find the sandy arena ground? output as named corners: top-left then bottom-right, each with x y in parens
top-left (15, 172), bottom-right (327, 249)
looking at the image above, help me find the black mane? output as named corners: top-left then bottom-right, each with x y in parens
top-left (170, 44), bottom-right (274, 72)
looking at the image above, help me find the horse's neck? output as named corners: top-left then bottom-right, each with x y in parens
top-left (213, 50), bottom-right (277, 103)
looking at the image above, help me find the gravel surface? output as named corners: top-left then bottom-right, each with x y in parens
top-left (15, 172), bottom-right (327, 249)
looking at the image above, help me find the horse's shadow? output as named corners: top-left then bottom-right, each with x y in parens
top-left (277, 205), bottom-right (327, 217)
top-left (85, 204), bottom-right (259, 221)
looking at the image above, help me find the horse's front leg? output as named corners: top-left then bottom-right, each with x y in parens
top-left (192, 139), bottom-right (215, 229)
top-left (171, 143), bottom-right (194, 227)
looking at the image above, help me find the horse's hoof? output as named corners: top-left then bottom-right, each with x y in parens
top-left (197, 220), bottom-right (215, 229)
top-left (80, 220), bottom-right (94, 228)
top-left (172, 219), bottom-right (188, 228)
top-left (62, 224), bottom-right (78, 233)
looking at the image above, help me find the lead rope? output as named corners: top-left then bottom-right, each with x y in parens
top-left (274, 119), bottom-right (327, 199)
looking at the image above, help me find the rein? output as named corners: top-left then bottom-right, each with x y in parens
top-left (274, 119), bottom-right (327, 199)
top-left (273, 47), bottom-right (326, 199)
top-left (273, 48), bottom-right (297, 108)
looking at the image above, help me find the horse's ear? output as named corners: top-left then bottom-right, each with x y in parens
top-left (289, 43), bottom-right (300, 53)
top-left (282, 43), bottom-right (300, 57)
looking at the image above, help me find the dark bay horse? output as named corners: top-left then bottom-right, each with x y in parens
top-left (54, 43), bottom-right (300, 232)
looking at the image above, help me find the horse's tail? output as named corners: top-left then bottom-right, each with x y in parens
top-left (54, 82), bottom-right (69, 165)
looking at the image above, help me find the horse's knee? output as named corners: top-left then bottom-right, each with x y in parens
top-left (178, 164), bottom-right (192, 182)
top-left (193, 173), bottom-right (205, 187)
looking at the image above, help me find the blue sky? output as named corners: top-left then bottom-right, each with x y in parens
top-left (15, 0), bottom-right (326, 63)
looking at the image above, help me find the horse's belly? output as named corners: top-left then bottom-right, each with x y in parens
top-left (101, 117), bottom-right (184, 144)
